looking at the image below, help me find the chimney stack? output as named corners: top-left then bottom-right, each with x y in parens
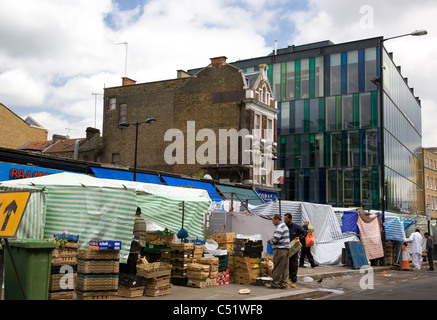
top-left (122, 77), bottom-right (137, 86)
top-left (210, 56), bottom-right (227, 69)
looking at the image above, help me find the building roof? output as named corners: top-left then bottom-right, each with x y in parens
top-left (44, 138), bottom-right (86, 153)
top-left (19, 141), bottom-right (53, 151)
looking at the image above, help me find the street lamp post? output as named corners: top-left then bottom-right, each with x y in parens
top-left (376, 29), bottom-right (427, 265)
top-left (119, 118), bottom-right (157, 181)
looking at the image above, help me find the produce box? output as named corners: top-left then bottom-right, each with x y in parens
top-left (144, 283), bottom-right (172, 297)
top-left (289, 238), bottom-right (302, 257)
top-left (76, 273), bottom-right (119, 291)
top-left (78, 249), bottom-right (120, 260)
top-left (118, 286), bottom-right (145, 298)
top-left (213, 233), bottom-right (235, 243)
top-left (89, 240), bottom-right (122, 251)
top-left (136, 262), bottom-right (172, 278)
top-left (142, 275), bottom-right (171, 286)
top-left (187, 270), bottom-right (210, 280)
top-left (77, 260), bottom-right (119, 274)
top-left (186, 278), bottom-right (217, 288)
top-left (187, 263), bottom-right (210, 272)
top-left (171, 242), bottom-right (194, 251)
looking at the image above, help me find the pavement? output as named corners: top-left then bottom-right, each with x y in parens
top-left (118, 264), bottom-right (393, 301)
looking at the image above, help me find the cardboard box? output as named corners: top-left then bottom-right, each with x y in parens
top-left (89, 240), bottom-right (122, 251)
top-left (213, 233), bottom-right (235, 243)
top-left (187, 263), bottom-right (210, 272)
top-left (187, 270), bottom-right (210, 280)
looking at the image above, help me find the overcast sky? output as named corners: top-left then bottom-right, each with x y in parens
top-left (0, 0), bottom-right (436, 147)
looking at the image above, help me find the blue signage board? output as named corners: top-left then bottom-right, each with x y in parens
top-left (0, 162), bottom-right (64, 182)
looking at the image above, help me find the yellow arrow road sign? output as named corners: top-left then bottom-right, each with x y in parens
top-left (0, 191), bottom-right (31, 238)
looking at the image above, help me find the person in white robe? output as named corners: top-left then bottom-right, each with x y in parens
top-left (404, 229), bottom-right (423, 270)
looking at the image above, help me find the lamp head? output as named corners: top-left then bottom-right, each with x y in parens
top-left (145, 118), bottom-right (157, 124)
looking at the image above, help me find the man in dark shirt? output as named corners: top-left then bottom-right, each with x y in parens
top-left (424, 232), bottom-right (434, 271)
top-left (284, 213), bottom-right (306, 287)
top-left (300, 219), bottom-right (318, 268)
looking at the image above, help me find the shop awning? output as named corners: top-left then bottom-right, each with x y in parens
top-left (90, 167), bottom-right (163, 185)
top-left (161, 175), bottom-right (222, 202)
top-left (214, 184), bottom-right (264, 206)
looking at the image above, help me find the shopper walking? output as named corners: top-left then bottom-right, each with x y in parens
top-left (424, 232), bottom-right (434, 271)
top-left (266, 214), bottom-right (290, 289)
top-left (404, 229), bottom-right (423, 270)
top-left (284, 213), bottom-right (305, 288)
top-left (300, 219), bottom-right (318, 268)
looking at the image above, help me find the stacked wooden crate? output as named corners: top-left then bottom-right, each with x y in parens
top-left (170, 242), bottom-right (194, 286)
top-left (136, 260), bottom-right (173, 297)
top-left (76, 248), bottom-right (120, 300)
top-left (48, 236), bottom-right (79, 300)
top-left (186, 257), bottom-right (218, 288)
top-left (118, 274), bottom-right (145, 298)
top-left (213, 233), bottom-right (234, 283)
top-left (234, 256), bottom-right (262, 285)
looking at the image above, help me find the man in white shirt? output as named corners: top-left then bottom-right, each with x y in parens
top-left (404, 229), bottom-right (423, 270)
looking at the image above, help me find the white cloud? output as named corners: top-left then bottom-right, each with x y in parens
top-left (0, 0), bottom-right (435, 148)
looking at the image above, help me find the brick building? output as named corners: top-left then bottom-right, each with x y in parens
top-left (0, 103), bottom-right (48, 148)
top-left (424, 148), bottom-right (437, 219)
top-left (102, 57), bottom-right (279, 190)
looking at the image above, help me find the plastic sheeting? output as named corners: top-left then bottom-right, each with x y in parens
top-left (247, 201), bottom-right (360, 265)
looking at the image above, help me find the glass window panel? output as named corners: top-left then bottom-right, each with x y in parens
top-left (281, 62), bottom-right (286, 101)
top-left (365, 47), bottom-right (378, 91)
top-left (272, 63), bottom-right (281, 101)
top-left (336, 95), bottom-right (342, 131)
top-left (295, 60), bottom-right (301, 100)
top-left (309, 98), bottom-right (319, 132)
top-left (327, 168), bottom-right (341, 205)
top-left (280, 101), bottom-right (290, 134)
top-left (309, 57), bottom-right (315, 98)
top-left (295, 100), bottom-right (305, 134)
top-left (315, 56), bottom-right (324, 97)
top-left (360, 92), bottom-right (372, 128)
top-left (341, 52), bottom-right (347, 94)
top-left (342, 94), bottom-right (354, 130)
top-left (286, 61), bottom-right (295, 100)
top-left (347, 51), bottom-right (359, 93)
top-left (300, 59), bottom-right (310, 99)
top-left (319, 97), bottom-right (325, 131)
top-left (326, 96), bottom-right (336, 131)
top-left (347, 130), bottom-right (360, 166)
top-left (315, 132), bottom-right (324, 167)
top-left (361, 167), bottom-right (373, 208)
top-left (366, 129), bottom-right (378, 165)
top-left (330, 53), bottom-right (341, 96)
top-left (343, 168), bottom-right (354, 204)
top-left (330, 132), bottom-right (342, 167)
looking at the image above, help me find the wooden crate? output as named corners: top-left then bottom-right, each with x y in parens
top-left (77, 260), bottom-right (119, 274)
top-left (78, 249), bottom-right (120, 260)
top-left (49, 274), bottom-right (75, 291)
top-left (137, 262), bottom-right (172, 278)
top-left (76, 274), bottom-right (119, 291)
top-left (142, 275), bottom-right (171, 286)
top-left (48, 290), bottom-right (75, 300)
top-left (118, 286), bottom-right (145, 298)
top-left (76, 292), bottom-right (118, 300)
top-left (144, 283), bottom-right (172, 297)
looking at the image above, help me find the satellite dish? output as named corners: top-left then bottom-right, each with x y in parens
top-left (203, 174), bottom-right (213, 180)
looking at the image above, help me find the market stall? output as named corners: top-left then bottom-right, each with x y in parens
top-left (0, 172), bottom-right (212, 264)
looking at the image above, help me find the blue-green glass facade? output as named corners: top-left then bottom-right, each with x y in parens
top-left (211, 38), bottom-right (423, 214)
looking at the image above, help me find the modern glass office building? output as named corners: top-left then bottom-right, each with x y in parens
top-left (223, 37), bottom-right (423, 215)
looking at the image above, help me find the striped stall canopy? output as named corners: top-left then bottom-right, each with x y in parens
top-left (0, 172), bottom-right (212, 263)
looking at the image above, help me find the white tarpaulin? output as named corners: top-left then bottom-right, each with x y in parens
top-left (249, 200), bottom-right (359, 265)
top-left (0, 172), bottom-right (211, 263)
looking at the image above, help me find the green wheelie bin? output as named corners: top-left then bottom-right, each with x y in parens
top-left (3, 239), bottom-right (56, 300)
